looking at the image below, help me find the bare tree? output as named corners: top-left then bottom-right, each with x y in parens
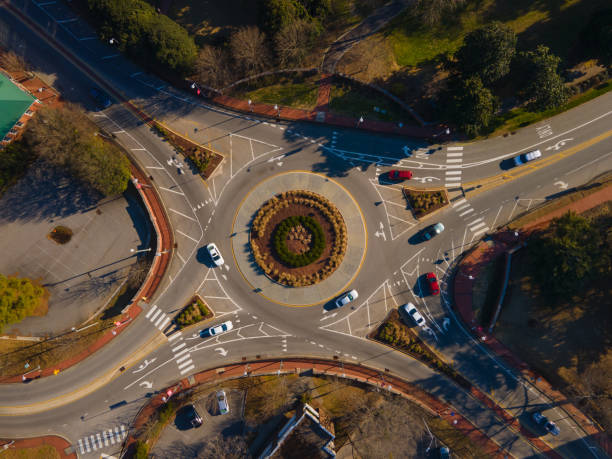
top-left (415, 0), bottom-right (465, 26)
top-left (274, 20), bottom-right (317, 67)
top-left (197, 436), bottom-right (250, 459)
top-left (196, 45), bottom-right (231, 89)
top-left (0, 50), bottom-right (28, 72)
top-left (229, 26), bottom-right (270, 77)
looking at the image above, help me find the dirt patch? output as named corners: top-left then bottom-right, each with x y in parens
top-left (1, 445), bottom-right (60, 459)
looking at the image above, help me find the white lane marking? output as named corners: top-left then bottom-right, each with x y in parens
top-left (176, 354), bottom-right (191, 364)
top-left (445, 176), bottom-right (461, 181)
top-left (90, 435), bottom-right (97, 450)
top-left (169, 208), bottom-right (198, 222)
top-left (473, 227), bottom-right (489, 237)
top-left (108, 430), bottom-right (115, 445)
top-left (446, 152), bottom-right (463, 157)
top-left (120, 425), bottom-right (126, 438)
top-left (459, 208), bottom-right (474, 217)
top-left (455, 203), bottom-right (470, 211)
top-left (176, 251), bottom-right (186, 264)
top-left (176, 230), bottom-right (199, 243)
top-left (154, 313), bottom-right (167, 328)
top-left (490, 205), bottom-right (504, 230)
top-left (172, 342), bottom-right (186, 352)
top-left (452, 198), bottom-right (467, 208)
top-left (447, 146), bottom-right (464, 151)
top-left (446, 159), bottom-right (463, 163)
top-left (180, 364), bottom-right (195, 375)
top-left (78, 439), bottom-right (84, 453)
top-left (174, 348), bottom-right (190, 358)
top-left (159, 187), bottom-right (185, 195)
top-left (468, 217), bottom-right (484, 227)
top-left (565, 151), bottom-right (612, 175)
top-left (178, 359), bottom-right (193, 370)
top-left (445, 170), bottom-right (462, 175)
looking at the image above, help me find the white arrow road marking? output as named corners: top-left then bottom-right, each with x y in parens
top-left (554, 181), bottom-right (569, 189)
top-left (267, 154), bottom-right (286, 162)
top-left (374, 221), bottom-right (387, 241)
top-left (139, 381), bottom-right (153, 389)
top-left (545, 138), bottom-right (573, 151)
top-left (133, 358), bottom-right (157, 373)
top-left (319, 313), bottom-right (338, 321)
top-left (412, 176), bottom-right (440, 183)
top-left (215, 347), bottom-right (228, 356)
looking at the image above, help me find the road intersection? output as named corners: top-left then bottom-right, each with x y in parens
top-left (1, 0), bottom-right (611, 457)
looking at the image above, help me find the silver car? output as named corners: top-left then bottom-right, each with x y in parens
top-left (335, 289), bottom-right (358, 308)
top-left (514, 149), bottom-right (542, 166)
top-left (206, 243), bottom-right (224, 267)
top-left (217, 390), bottom-right (229, 415)
top-left (400, 302), bottom-right (426, 328)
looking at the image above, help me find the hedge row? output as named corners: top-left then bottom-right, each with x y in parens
top-left (273, 215), bottom-right (325, 267)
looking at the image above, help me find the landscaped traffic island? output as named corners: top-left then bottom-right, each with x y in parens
top-left (250, 190), bottom-right (347, 287)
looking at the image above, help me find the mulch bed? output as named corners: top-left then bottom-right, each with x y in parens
top-left (251, 203), bottom-right (339, 280)
top-left (48, 225), bottom-right (72, 244)
top-left (403, 187), bottom-right (448, 219)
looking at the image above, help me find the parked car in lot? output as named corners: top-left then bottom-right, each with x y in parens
top-left (439, 446), bottom-right (450, 459)
top-left (205, 320), bottom-right (233, 337)
top-left (425, 272), bottom-right (440, 295)
top-left (514, 149), bottom-right (542, 166)
top-left (206, 243), bottom-right (224, 267)
top-left (399, 302), bottom-right (426, 328)
top-left (335, 289), bottom-right (358, 308)
top-left (388, 170), bottom-right (413, 181)
top-left (90, 87), bottom-right (111, 109)
top-left (421, 222), bottom-right (445, 241)
top-left (186, 404), bottom-right (202, 428)
top-left (217, 390), bottom-right (229, 415)
top-left (532, 412), bottom-right (560, 436)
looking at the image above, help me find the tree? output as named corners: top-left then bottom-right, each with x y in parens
top-left (0, 50), bottom-right (27, 72)
top-left (0, 274), bottom-right (46, 332)
top-left (414, 0), bottom-right (465, 26)
top-left (528, 211), bottom-right (606, 297)
top-left (196, 45), bottom-right (231, 88)
top-left (259, 0), bottom-right (309, 35)
top-left (444, 75), bottom-right (498, 136)
top-left (24, 105), bottom-right (130, 196)
top-left (454, 22), bottom-right (516, 85)
top-left (275, 19), bottom-right (319, 67)
top-left (197, 436), bottom-right (250, 459)
top-left (514, 45), bottom-right (567, 111)
top-left (229, 26), bottom-right (271, 77)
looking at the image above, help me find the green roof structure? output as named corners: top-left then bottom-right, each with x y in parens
top-left (0, 71), bottom-right (35, 140)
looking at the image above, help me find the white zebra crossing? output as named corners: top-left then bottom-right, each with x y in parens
top-left (77, 425), bottom-right (127, 454)
top-left (167, 331), bottom-right (195, 376)
top-left (452, 200), bottom-right (490, 237)
top-left (145, 305), bottom-right (171, 330)
top-left (445, 146), bottom-right (464, 187)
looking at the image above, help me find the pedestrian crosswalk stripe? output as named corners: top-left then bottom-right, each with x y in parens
top-left (172, 342), bottom-right (186, 352)
top-left (145, 305), bottom-right (158, 319)
top-left (120, 425), bottom-right (126, 437)
top-left (103, 431), bottom-right (109, 446)
top-left (470, 222), bottom-right (486, 231)
top-left (446, 164), bottom-right (462, 169)
top-left (445, 170), bottom-right (462, 175)
top-left (176, 354), bottom-right (191, 364)
top-left (109, 429), bottom-right (115, 445)
top-left (447, 146), bottom-right (464, 151)
top-left (178, 359), bottom-right (193, 370)
top-left (174, 348), bottom-right (189, 358)
top-left (468, 217), bottom-right (484, 226)
top-left (96, 433), bottom-right (103, 449)
top-left (168, 331), bottom-right (182, 341)
top-left (154, 313), bottom-right (167, 327)
top-left (78, 439), bottom-right (84, 454)
top-left (84, 436), bottom-right (90, 452)
top-left (149, 309), bottom-right (162, 322)
top-left (446, 159), bottom-right (462, 163)
top-left (455, 203), bottom-right (470, 211)
top-left (459, 208), bottom-right (474, 217)
top-left (473, 227), bottom-right (489, 237)
top-left (452, 198), bottom-right (467, 208)
top-left (445, 176), bottom-right (461, 181)
top-left (157, 316), bottom-right (171, 330)
top-left (180, 364), bottom-right (195, 375)
top-left (446, 152), bottom-right (463, 157)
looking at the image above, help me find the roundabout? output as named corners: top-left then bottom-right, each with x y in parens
top-left (231, 171), bottom-right (367, 306)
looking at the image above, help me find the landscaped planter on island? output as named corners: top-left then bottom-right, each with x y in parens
top-left (250, 190), bottom-right (347, 287)
top-left (403, 187), bottom-right (449, 219)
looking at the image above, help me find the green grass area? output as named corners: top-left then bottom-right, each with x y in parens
top-left (2, 445), bottom-right (60, 459)
top-left (385, 0), bottom-right (609, 68)
top-left (489, 79), bottom-right (612, 135)
top-left (329, 79), bottom-right (411, 122)
top-left (231, 74), bottom-right (320, 110)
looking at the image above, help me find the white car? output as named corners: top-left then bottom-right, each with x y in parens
top-left (217, 390), bottom-right (229, 415)
top-left (514, 149), bottom-right (541, 166)
top-left (207, 320), bottom-right (233, 336)
top-left (335, 289), bottom-right (358, 308)
top-left (206, 243), bottom-right (224, 267)
top-left (400, 302), bottom-right (426, 328)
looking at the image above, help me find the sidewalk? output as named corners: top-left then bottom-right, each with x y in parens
top-left (124, 358), bottom-right (508, 458)
top-left (0, 435), bottom-right (75, 458)
top-left (453, 190), bottom-right (612, 457)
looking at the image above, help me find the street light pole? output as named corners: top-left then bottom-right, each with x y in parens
top-left (131, 248), bottom-right (152, 254)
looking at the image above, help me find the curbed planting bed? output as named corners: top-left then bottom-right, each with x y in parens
top-left (250, 190), bottom-right (347, 287)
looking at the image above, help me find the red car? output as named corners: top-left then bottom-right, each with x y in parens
top-left (388, 170), bottom-right (413, 181)
top-left (425, 272), bottom-right (440, 295)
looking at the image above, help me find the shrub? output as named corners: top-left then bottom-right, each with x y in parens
top-left (0, 274), bottom-right (46, 333)
top-left (273, 215), bottom-right (325, 267)
top-left (134, 441), bottom-right (149, 459)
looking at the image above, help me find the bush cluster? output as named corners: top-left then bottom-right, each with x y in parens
top-left (407, 190), bottom-right (447, 217)
top-left (175, 297), bottom-right (210, 328)
top-left (0, 274), bottom-right (46, 333)
top-left (273, 215), bottom-right (325, 267)
top-left (250, 190), bottom-right (347, 287)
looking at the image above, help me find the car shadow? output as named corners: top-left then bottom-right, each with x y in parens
top-left (174, 406), bottom-right (197, 431)
top-left (413, 276), bottom-right (427, 298)
top-left (408, 232), bottom-right (425, 245)
top-left (196, 246), bottom-right (216, 268)
top-left (323, 299), bottom-right (340, 311)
